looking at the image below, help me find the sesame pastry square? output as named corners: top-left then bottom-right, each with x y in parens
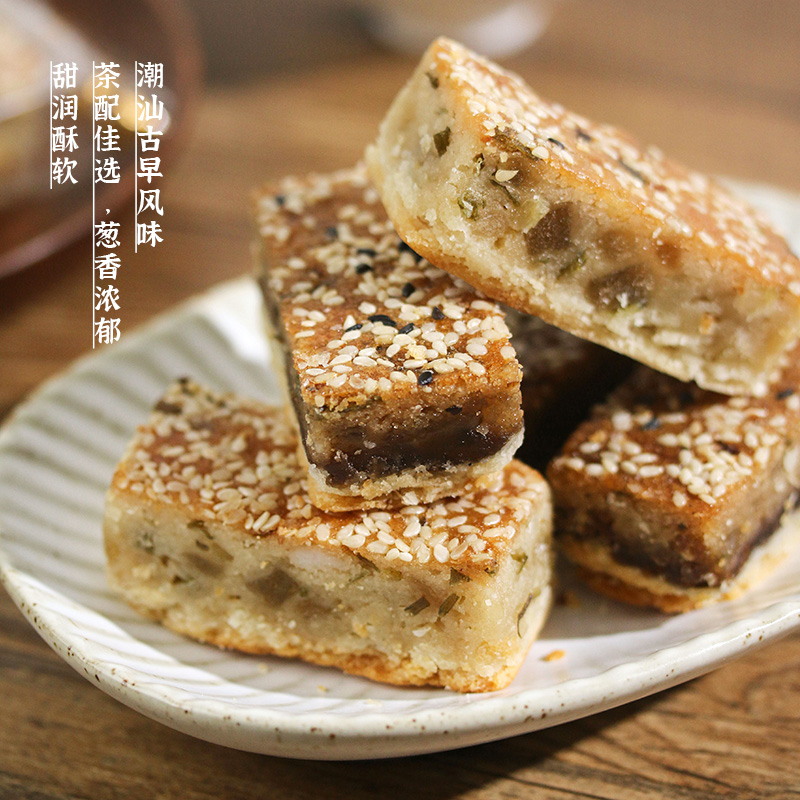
top-left (366, 37), bottom-right (800, 397)
top-left (104, 380), bottom-right (553, 692)
top-left (547, 346), bottom-right (800, 612)
top-left (254, 166), bottom-right (524, 512)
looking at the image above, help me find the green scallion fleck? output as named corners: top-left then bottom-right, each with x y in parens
top-left (404, 596), bottom-right (430, 616)
top-left (457, 192), bottom-right (478, 219)
top-left (356, 554), bottom-right (378, 572)
top-left (517, 592), bottom-right (535, 637)
top-left (433, 127), bottom-right (451, 156)
top-left (558, 250), bottom-right (587, 279)
top-left (438, 594), bottom-right (459, 617)
top-left (450, 568), bottom-right (470, 585)
top-left (511, 552), bottom-right (528, 573)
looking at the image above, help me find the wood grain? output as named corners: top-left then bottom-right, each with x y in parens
top-left (1, 1), bottom-right (800, 796)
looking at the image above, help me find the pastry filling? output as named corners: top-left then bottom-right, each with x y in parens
top-left (557, 479), bottom-right (798, 588)
top-left (302, 393), bottom-right (514, 484)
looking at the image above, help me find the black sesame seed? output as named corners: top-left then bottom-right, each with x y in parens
top-left (777, 388), bottom-right (795, 400)
top-left (402, 282), bottom-right (415, 298)
top-left (618, 158), bottom-right (649, 185)
top-left (345, 323), bottom-right (363, 332)
top-left (355, 263), bottom-right (373, 274)
top-left (718, 441), bottom-right (741, 455)
top-left (547, 137), bottom-right (566, 149)
top-left (417, 370), bottom-right (434, 386)
top-left (274, 194), bottom-right (285, 206)
top-left (576, 127), bottom-right (593, 142)
top-left (445, 406), bottom-right (462, 414)
top-left (398, 323), bottom-right (415, 335)
top-left (426, 71), bottom-right (439, 89)
top-left (398, 241), bottom-right (424, 261)
top-left (368, 314), bottom-right (397, 327)
top-left (356, 247), bottom-right (376, 257)
top-left (325, 226), bottom-right (338, 239)
top-left (431, 306), bottom-right (444, 320)
top-left (640, 418), bottom-right (662, 431)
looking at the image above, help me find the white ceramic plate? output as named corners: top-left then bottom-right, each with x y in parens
top-left (2, 182), bottom-right (800, 761)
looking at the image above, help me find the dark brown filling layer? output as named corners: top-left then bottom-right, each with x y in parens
top-left (259, 272), bottom-right (519, 487)
top-left (308, 400), bottom-right (512, 485)
top-left (611, 494), bottom-right (794, 587)
top-left (556, 487), bottom-right (798, 588)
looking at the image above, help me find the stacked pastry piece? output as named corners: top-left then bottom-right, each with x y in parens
top-left (105, 36), bottom-right (800, 692)
top-left (365, 37), bottom-right (800, 613)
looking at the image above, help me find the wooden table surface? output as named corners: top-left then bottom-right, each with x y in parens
top-left (2, 1), bottom-right (800, 797)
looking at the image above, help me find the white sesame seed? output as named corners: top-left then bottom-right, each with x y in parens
top-left (433, 544), bottom-right (449, 563)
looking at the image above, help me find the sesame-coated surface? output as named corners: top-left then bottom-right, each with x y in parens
top-left (430, 38), bottom-right (800, 291)
top-left (111, 380), bottom-right (548, 577)
top-left (254, 166), bottom-right (522, 412)
top-left (549, 346), bottom-right (800, 516)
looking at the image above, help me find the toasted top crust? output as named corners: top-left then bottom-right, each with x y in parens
top-left (111, 380), bottom-right (549, 577)
top-left (549, 345), bottom-right (800, 517)
top-left (254, 166), bottom-right (521, 413)
top-left (421, 37), bottom-right (800, 293)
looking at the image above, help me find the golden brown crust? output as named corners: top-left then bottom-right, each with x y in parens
top-left (300, 440), bottom-right (520, 512)
top-left (410, 38), bottom-right (800, 292)
top-left (560, 516), bottom-right (800, 613)
top-left (106, 380), bottom-right (554, 693)
top-left (560, 538), bottom-right (715, 613)
top-left (125, 598), bottom-right (524, 692)
top-left (254, 167), bottom-right (522, 412)
top-left (550, 348), bottom-right (800, 522)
